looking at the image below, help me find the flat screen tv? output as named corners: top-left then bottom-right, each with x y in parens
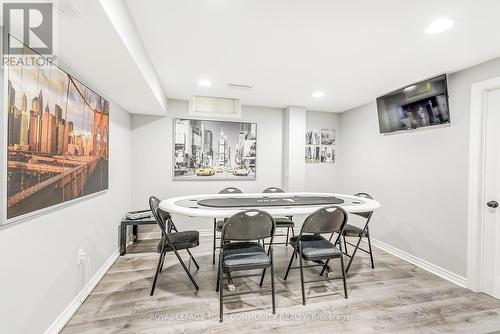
top-left (376, 74), bottom-right (450, 134)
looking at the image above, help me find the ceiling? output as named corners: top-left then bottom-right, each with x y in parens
top-left (124, 0), bottom-right (500, 112)
top-left (17, 0), bottom-right (167, 115)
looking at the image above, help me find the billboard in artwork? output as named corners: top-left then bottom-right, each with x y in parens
top-left (174, 118), bottom-right (257, 179)
top-left (6, 45), bottom-right (109, 220)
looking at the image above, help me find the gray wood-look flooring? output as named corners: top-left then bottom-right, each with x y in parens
top-left (62, 236), bottom-right (500, 334)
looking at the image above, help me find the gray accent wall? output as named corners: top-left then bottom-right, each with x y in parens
top-left (336, 57), bottom-right (500, 277)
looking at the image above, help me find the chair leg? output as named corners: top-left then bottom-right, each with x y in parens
top-left (345, 234), bottom-right (363, 274)
top-left (292, 228), bottom-right (297, 257)
top-left (213, 219), bottom-right (217, 265)
top-left (284, 247), bottom-right (296, 280)
top-left (270, 247), bottom-right (276, 314)
top-left (367, 232), bottom-right (375, 269)
top-left (343, 235), bottom-right (349, 256)
top-left (259, 268), bottom-right (267, 287)
top-left (216, 254), bottom-right (221, 292)
top-left (285, 227), bottom-right (290, 246)
top-left (299, 249), bottom-right (306, 305)
top-left (260, 243), bottom-right (272, 286)
top-left (219, 254), bottom-right (224, 322)
top-left (159, 251), bottom-right (166, 273)
top-left (150, 250), bottom-right (165, 296)
top-left (172, 248), bottom-right (199, 290)
top-left (340, 253), bottom-right (348, 299)
top-left (320, 259), bottom-right (330, 276)
top-left (186, 249), bottom-right (200, 270)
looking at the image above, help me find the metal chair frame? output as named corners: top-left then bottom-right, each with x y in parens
top-left (149, 196), bottom-right (200, 296)
top-left (262, 187), bottom-right (296, 246)
top-left (342, 193), bottom-right (375, 273)
top-left (216, 209), bottom-right (276, 322)
top-left (283, 205), bottom-right (349, 305)
top-left (212, 187), bottom-right (243, 264)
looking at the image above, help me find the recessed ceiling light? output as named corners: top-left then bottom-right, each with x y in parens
top-left (312, 91), bottom-right (325, 98)
top-left (404, 85), bottom-right (416, 92)
top-left (425, 18), bottom-right (454, 34)
top-left (198, 78), bottom-right (212, 87)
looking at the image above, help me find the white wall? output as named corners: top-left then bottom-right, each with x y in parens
top-left (305, 110), bottom-right (340, 192)
top-left (0, 92), bottom-right (132, 333)
top-left (282, 106), bottom-right (306, 191)
top-left (337, 57), bottom-right (500, 278)
top-left (130, 99), bottom-right (284, 230)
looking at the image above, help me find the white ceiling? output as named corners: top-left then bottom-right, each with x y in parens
top-left (52, 0), bottom-right (166, 115)
top-left (125, 0), bottom-right (500, 112)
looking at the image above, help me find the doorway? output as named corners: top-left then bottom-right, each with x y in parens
top-left (468, 77), bottom-right (500, 297)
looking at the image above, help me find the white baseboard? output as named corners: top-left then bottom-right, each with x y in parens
top-left (44, 249), bottom-right (120, 334)
top-left (367, 238), bottom-right (467, 288)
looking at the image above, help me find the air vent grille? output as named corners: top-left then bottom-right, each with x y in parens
top-left (227, 83), bottom-right (253, 90)
top-left (190, 95), bottom-right (241, 119)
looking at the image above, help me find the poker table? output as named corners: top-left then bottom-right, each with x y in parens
top-left (160, 192), bottom-right (381, 219)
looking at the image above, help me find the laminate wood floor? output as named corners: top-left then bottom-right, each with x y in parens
top-left (62, 236), bottom-right (500, 334)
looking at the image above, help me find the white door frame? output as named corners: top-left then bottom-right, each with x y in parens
top-left (467, 76), bottom-right (500, 291)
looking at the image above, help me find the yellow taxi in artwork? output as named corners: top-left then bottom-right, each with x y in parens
top-left (196, 167), bottom-right (215, 176)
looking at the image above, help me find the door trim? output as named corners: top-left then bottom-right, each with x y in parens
top-left (468, 77), bottom-right (500, 291)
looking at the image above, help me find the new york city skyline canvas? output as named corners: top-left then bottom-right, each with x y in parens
top-left (6, 45), bottom-right (109, 220)
top-left (174, 118), bottom-right (257, 179)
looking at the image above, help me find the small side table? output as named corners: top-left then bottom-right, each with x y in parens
top-left (120, 217), bottom-right (157, 255)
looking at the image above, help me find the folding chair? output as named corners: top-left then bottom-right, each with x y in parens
top-left (212, 187), bottom-right (243, 264)
top-left (262, 187), bottom-right (295, 246)
top-left (284, 206), bottom-right (348, 304)
top-left (216, 209), bottom-right (276, 322)
top-left (342, 193), bottom-right (375, 273)
top-left (149, 196), bottom-right (200, 295)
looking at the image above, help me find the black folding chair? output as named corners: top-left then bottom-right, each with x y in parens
top-left (149, 196), bottom-right (200, 295)
top-left (262, 187), bottom-right (295, 246)
top-left (342, 193), bottom-right (375, 273)
top-left (212, 187), bottom-right (243, 264)
top-left (216, 209), bottom-right (276, 322)
top-left (284, 206), bottom-right (348, 305)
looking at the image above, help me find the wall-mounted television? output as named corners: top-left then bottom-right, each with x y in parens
top-left (376, 74), bottom-right (450, 134)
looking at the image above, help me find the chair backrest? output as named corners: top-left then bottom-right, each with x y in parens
top-left (300, 206), bottom-right (348, 237)
top-left (262, 187), bottom-right (284, 193)
top-left (221, 209), bottom-right (275, 242)
top-left (353, 192), bottom-right (373, 219)
top-left (354, 192), bottom-right (372, 199)
top-left (149, 196), bottom-right (174, 234)
top-left (219, 187), bottom-right (243, 194)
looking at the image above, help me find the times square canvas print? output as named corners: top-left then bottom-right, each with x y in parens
top-left (174, 118), bottom-right (257, 179)
top-left (6, 46), bottom-right (109, 220)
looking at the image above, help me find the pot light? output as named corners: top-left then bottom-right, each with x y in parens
top-left (425, 18), bottom-right (454, 34)
top-left (312, 91), bottom-right (325, 98)
top-left (198, 78), bottom-right (212, 87)
top-left (404, 85), bottom-right (416, 92)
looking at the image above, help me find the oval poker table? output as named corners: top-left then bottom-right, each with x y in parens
top-left (160, 192), bottom-right (381, 219)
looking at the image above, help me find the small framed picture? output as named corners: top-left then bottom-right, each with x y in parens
top-left (321, 146), bottom-right (335, 163)
top-left (305, 146), bottom-right (320, 163)
top-left (305, 129), bottom-right (320, 145)
top-left (321, 129), bottom-right (336, 145)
